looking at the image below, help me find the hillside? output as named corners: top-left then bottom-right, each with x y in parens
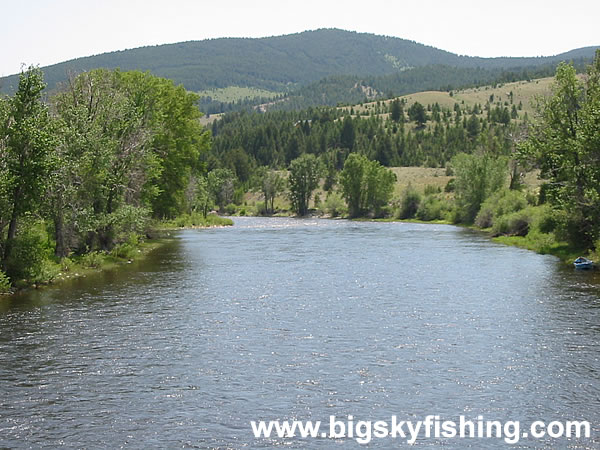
top-left (1, 28), bottom-right (598, 98)
top-left (346, 76), bottom-right (557, 119)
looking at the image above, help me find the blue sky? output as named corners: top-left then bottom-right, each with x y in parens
top-left (2, 0), bottom-right (599, 76)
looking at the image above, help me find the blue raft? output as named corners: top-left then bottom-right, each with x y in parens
top-left (574, 257), bottom-right (594, 270)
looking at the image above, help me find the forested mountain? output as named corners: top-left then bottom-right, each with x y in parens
top-left (1, 29), bottom-right (598, 98)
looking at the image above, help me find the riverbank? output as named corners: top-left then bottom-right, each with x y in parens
top-left (365, 216), bottom-right (588, 266)
top-left (0, 214), bottom-right (233, 297)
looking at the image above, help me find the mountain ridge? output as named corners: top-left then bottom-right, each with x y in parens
top-left (1, 28), bottom-right (598, 96)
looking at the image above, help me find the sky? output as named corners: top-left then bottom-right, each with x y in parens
top-left (2, 0), bottom-right (599, 77)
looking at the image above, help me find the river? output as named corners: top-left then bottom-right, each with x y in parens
top-left (1, 217), bottom-right (599, 448)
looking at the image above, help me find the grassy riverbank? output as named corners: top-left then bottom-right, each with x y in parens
top-left (0, 214), bottom-right (233, 296)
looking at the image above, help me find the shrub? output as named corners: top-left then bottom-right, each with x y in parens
top-left (4, 222), bottom-right (53, 281)
top-left (60, 258), bottom-right (75, 272)
top-left (37, 260), bottom-right (61, 283)
top-left (416, 195), bottom-right (441, 221)
top-left (492, 208), bottom-right (534, 236)
top-left (398, 185), bottom-right (421, 219)
top-left (0, 270), bottom-right (11, 294)
top-left (424, 185), bottom-right (441, 196)
top-left (444, 178), bottom-right (455, 193)
top-left (224, 203), bottom-right (237, 215)
top-left (110, 243), bottom-right (136, 260)
top-left (475, 189), bottom-right (528, 228)
top-left (80, 251), bottom-right (104, 268)
top-left (535, 205), bottom-right (557, 234)
top-left (323, 192), bottom-right (346, 217)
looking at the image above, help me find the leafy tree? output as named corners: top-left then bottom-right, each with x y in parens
top-left (52, 69), bottom-right (151, 251)
top-left (1, 67), bottom-right (57, 267)
top-left (288, 154), bottom-right (322, 216)
top-left (208, 168), bottom-right (236, 212)
top-left (189, 175), bottom-right (212, 218)
top-left (117, 71), bottom-right (210, 219)
top-left (519, 52), bottom-right (600, 246)
top-left (253, 167), bottom-right (285, 214)
top-left (339, 153), bottom-right (396, 217)
top-left (451, 152), bottom-right (507, 223)
top-left (339, 153), bottom-right (366, 217)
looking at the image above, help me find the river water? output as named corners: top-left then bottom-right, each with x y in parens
top-left (1, 217), bottom-right (599, 448)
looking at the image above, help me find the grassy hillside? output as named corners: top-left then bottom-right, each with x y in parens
top-left (1, 29), bottom-right (597, 98)
top-left (344, 76), bottom-right (558, 125)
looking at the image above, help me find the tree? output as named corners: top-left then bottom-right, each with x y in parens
top-left (339, 153), bottom-right (365, 217)
top-left (340, 115), bottom-right (355, 150)
top-left (117, 71), bottom-right (210, 219)
top-left (451, 152), bottom-right (507, 223)
top-left (253, 167), bottom-right (285, 214)
top-left (519, 52), bottom-right (600, 246)
top-left (223, 147), bottom-right (252, 183)
top-left (1, 66), bottom-right (57, 267)
top-left (390, 99), bottom-right (403, 123)
top-left (466, 113), bottom-right (480, 139)
top-left (52, 69), bottom-right (152, 251)
top-left (408, 101), bottom-right (427, 128)
top-left (339, 153), bottom-right (396, 217)
top-left (207, 168), bottom-right (236, 212)
top-left (288, 154), bottom-right (322, 216)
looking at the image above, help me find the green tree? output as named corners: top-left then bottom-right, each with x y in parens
top-left (288, 153), bottom-right (322, 216)
top-left (1, 67), bottom-right (57, 267)
top-left (339, 153), bottom-right (396, 217)
top-left (451, 152), bottom-right (507, 223)
top-left (339, 153), bottom-right (366, 217)
top-left (188, 175), bottom-right (212, 218)
top-left (408, 101), bottom-right (427, 128)
top-left (117, 71), bottom-right (210, 219)
top-left (340, 115), bottom-right (355, 150)
top-left (519, 52), bottom-right (600, 246)
top-left (52, 69), bottom-right (152, 251)
top-left (390, 99), bottom-right (404, 123)
top-left (223, 147), bottom-right (253, 183)
top-left (466, 113), bottom-right (481, 139)
top-left (254, 167), bottom-right (285, 214)
top-left (208, 168), bottom-right (236, 212)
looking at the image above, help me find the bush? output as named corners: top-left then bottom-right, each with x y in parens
top-left (110, 243), bottom-right (136, 260)
top-left (323, 192), bottom-right (346, 217)
top-left (4, 222), bottom-right (53, 281)
top-left (80, 251), bottom-right (104, 268)
top-left (475, 189), bottom-right (528, 228)
top-left (60, 257), bottom-right (75, 272)
top-left (444, 178), bottom-right (455, 193)
top-left (416, 195), bottom-right (447, 221)
top-left (424, 185), bottom-right (441, 195)
top-left (37, 260), bottom-right (61, 283)
top-left (492, 208), bottom-right (534, 236)
top-left (0, 270), bottom-right (11, 294)
top-left (535, 205), bottom-right (557, 234)
top-left (398, 186), bottom-right (421, 219)
top-left (224, 203), bottom-right (237, 215)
